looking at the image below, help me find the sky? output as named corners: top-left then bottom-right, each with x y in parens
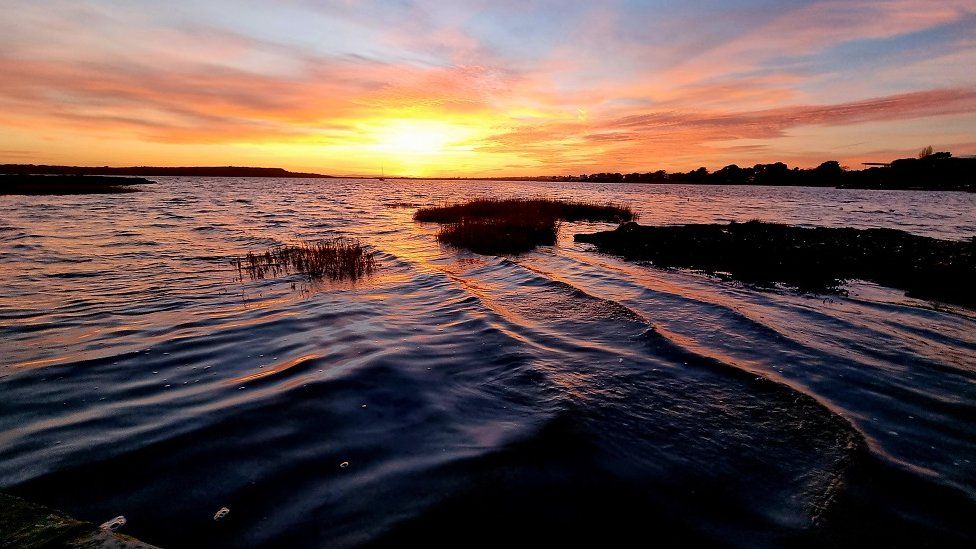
top-left (1, 0), bottom-right (975, 177)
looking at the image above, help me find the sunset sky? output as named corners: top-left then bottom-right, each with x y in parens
top-left (1, 0), bottom-right (975, 176)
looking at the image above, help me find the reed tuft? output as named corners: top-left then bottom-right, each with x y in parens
top-left (234, 238), bottom-right (376, 282)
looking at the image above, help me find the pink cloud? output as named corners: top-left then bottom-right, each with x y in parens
top-left (0, 1), bottom-right (974, 174)
top-left (477, 88), bottom-right (976, 172)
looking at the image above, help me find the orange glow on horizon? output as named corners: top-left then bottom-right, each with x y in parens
top-left (1, 2), bottom-right (974, 176)
top-left (361, 118), bottom-right (482, 176)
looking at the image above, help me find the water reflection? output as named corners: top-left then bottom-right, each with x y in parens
top-left (0, 178), bottom-right (973, 546)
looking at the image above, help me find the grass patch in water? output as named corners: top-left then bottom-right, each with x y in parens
top-left (414, 198), bottom-right (635, 224)
top-left (434, 216), bottom-right (562, 255)
top-left (414, 198), bottom-right (636, 254)
top-left (575, 220), bottom-right (976, 307)
top-left (235, 238), bottom-right (376, 282)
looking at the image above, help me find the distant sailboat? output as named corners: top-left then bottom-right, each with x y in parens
top-left (379, 165), bottom-right (385, 181)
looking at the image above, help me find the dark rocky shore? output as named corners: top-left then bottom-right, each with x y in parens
top-left (575, 221), bottom-right (976, 308)
top-left (0, 492), bottom-right (157, 548)
top-left (0, 174), bottom-right (153, 195)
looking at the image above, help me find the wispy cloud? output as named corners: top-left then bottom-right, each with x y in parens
top-left (0, 0), bottom-right (973, 174)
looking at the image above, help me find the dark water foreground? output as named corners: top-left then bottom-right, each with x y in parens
top-left (0, 179), bottom-right (974, 547)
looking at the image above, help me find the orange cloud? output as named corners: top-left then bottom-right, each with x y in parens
top-left (0, 1), bottom-right (974, 175)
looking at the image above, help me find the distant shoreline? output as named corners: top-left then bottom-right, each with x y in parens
top-left (0, 165), bottom-right (330, 178)
top-left (0, 174), bottom-right (153, 195)
top-left (3, 151), bottom-right (973, 191)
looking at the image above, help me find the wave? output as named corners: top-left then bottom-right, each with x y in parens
top-left (2, 178), bottom-right (974, 547)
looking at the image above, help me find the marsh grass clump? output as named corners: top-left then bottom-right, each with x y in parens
top-left (436, 217), bottom-right (562, 255)
top-left (235, 238), bottom-right (376, 282)
top-left (414, 198), bottom-right (635, 254)
top-left (414, 198), bottom-right (635, 224)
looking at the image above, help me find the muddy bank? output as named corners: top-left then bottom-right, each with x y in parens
top-left (575, 221), bottom-right (976, 307)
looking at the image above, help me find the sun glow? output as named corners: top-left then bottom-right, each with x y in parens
top-left (372, 120), bottom-right (472, 156)
top-left (234, 113), bottom-right (521, 178)
top-left (346, 118), bottom-right (491, 176)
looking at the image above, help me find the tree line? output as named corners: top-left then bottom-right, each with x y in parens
top-left (541, 151), bottom-right (973, 191)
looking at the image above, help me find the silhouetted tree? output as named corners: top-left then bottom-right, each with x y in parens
top-left (713, 164), bottom-right (750, 185)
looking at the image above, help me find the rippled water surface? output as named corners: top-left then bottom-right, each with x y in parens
top-left (1, 179), bottom-right (974, 547)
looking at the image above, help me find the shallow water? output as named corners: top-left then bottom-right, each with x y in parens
top-left (1, 179), bottom-right (974, 547)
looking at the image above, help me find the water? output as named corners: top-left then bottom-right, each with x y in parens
top-left (1, 179), bottom-right (974, 547)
